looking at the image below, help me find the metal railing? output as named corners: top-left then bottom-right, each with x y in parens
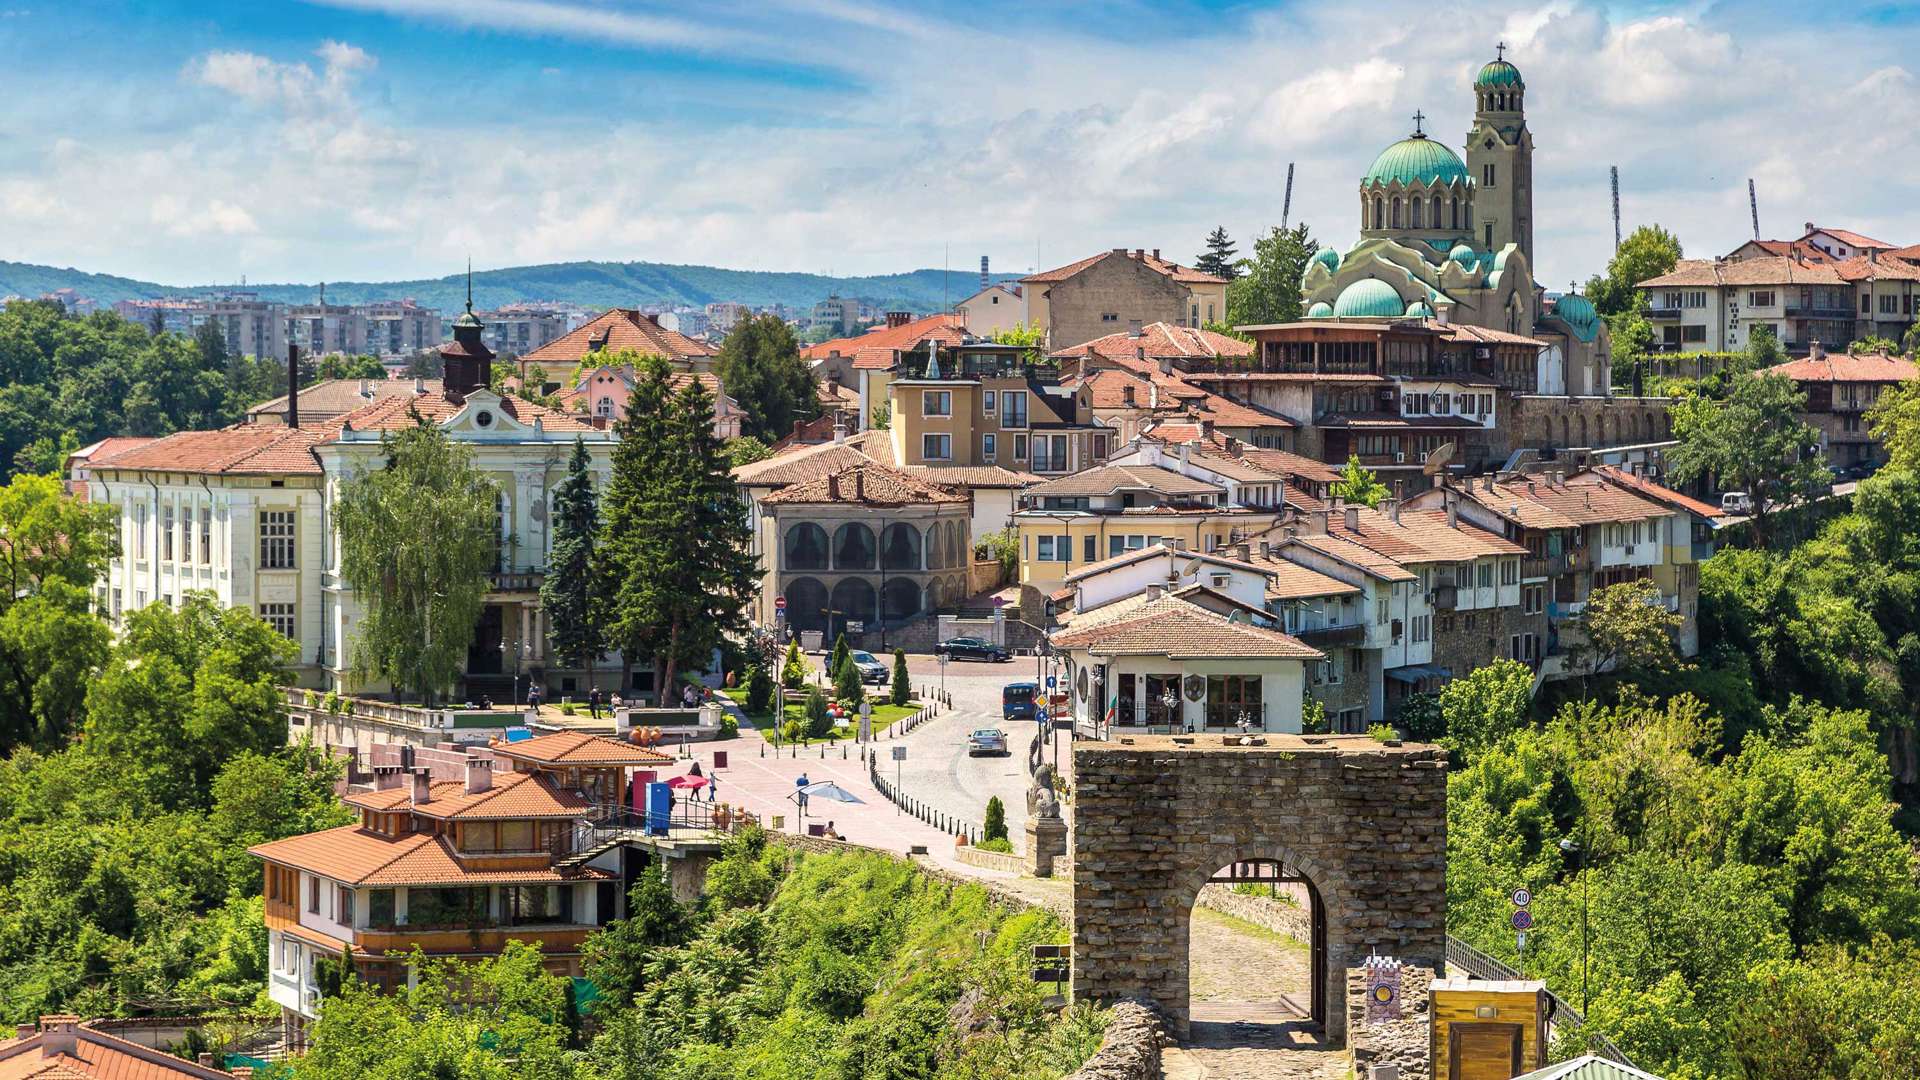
top-left (1445, 935), bottom-right (1635, 1067)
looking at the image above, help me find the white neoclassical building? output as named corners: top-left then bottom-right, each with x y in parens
top-left (83, 304), bottom-right (618, 700)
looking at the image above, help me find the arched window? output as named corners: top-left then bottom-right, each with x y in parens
top-left (829, 578), bottom-right (876, 635)
top-left (1559, 416), bottom-right (1570, 447)
top-left (832, 522), bottom-right (876, 570)
top-left (950, 521), bottom-right (966, 565)
top-left (1432, 196), bottom-right (1443, 230)
top-left (1373, 197), bottom-right (1384, 230)
top-left (880, 523), bottom-right (922, 570)
top-left (881, 578), bottom-right (921, 622)
top-left (925, 524), bottom-right (946, 569)
top-left (1391, 198), bottom-right (1401, 229)
top-left (1450, 197), bottom-right (1459, 229)
top-left (1411, 197), bottom-right (1423, 229)
top-left (784, 523), bottom-right (829, 570)
top-left (785, 576), bottom-right (828, 633)
top-left (1577, 416), bottom-right (1588, 446)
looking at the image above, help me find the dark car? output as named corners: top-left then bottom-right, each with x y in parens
top-left (937, 636), bottom-right (1009, 662)
top-left (849, 650), bottom-right (890, 684)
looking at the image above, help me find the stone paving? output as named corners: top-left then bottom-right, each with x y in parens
top-left (1168, 908), bottom-right (1349, 1080)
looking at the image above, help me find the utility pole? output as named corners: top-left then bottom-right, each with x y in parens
top-left (1281, 162), bottom-right (1295, 230)
top-left (1609, 166), bottom-right (1621, 252)
top-left (1749, 178), bottom-right (1761, 241)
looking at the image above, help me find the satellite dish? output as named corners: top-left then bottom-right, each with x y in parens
top-left (1422, 442), bottom-right (1455, 476)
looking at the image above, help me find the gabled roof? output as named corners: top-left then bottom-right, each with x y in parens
top-left (1766, 351), bottom-right (1920, 384)
top-left (1051, 322), bottom-right (1252, 362)
top-left (760, 460), bottom-right (967, 507)
top-left (326, 387), bottom-right (601, 433)
top-left (249, 377), bottom-right (438, 422)
top-left (93, 426), bottom-right (325, 476)
top-left (1327, 505), bottom-right (1527, 564)
top-left (1050, 595), bottom-right (1319, 659)
top-left (492, 730), bottom-right (674, 766)
top-left (1512, 1054), bottom-right (1670, 1080)
top-left (1278, 531), bottom-right (1418, 582)
top-left (1588, 466), bottom-right (1724, 519)
top-left (733, 433), bottom-right (881, 487)
top-left (249, 825), bottom-right (611, 887)
top-left (0, 1018), bottom-right (233, 1080)
top-left (1805, 225), bottom-right (1895, 250)
top-left (1021, 249), bottom-right (1228, 286)
top-left (1025, 463), bottom-right (1223, 499)
top-left (801, 314), bottom-right (967, 368)
top-left (519, 308), bottom-right (715, 365)
top-left (1062, 542), bottom-right (1269, 585)
top-left (1638, 256), bottom-right (1846, 288)
top-left (1445, 474), bottom-right (1671, 529)
top-left (343, 770), bottom-right (593, 821)
top-left (1826, 254), bottom-right (1920, 283)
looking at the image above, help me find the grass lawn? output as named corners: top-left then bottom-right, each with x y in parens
top-left (731, 695), bottom-right (922, 745)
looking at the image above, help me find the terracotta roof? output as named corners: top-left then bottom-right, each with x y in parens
top-left (343, 770), bottom-right (593, 821)
top-left (326, 387), bottom-right (601, 433)
top-left (1051, 322), bottom-right (1252, 362)
top-left (801, 314), bottom-right (967, 367)
top-left (733, 434), bottom-right (880, 487)
top-left (93, 426), bottom-right (324, 476)
top-left (1421, 321), bottom-right (1548, 347)
top-left (0, 1020), bottom-right (232, 1080)
top-left (249, 377), bottom-right (439, 421)
top-left (1826, 255), bottom-right (1920, 283)
top-left (1448, 475), bottom-right (1670, 529)
top-left (1766, 351), bottom-right (1920, 384)
top-left (519, 308), bottom-right (715, 366)
top-left (250, 824), bottom-right (610, 887)
top-left (1076, 367), bottom-right (1206, 407)
top-left (1284, 483), bottom-right (1327, 512)
top-left (1588, 466), bottom-right (1724, 519)
top-left (69, 436), bottom-right (157, 464)
top-left (492, 730), bottom-right (673, 766)
top-left (1050, 595), bottom-right (1320, 659)
top-left (1318, 412), bottom-right (1487, 430)
top-left (1276, 532), bottom-right (1418, 582)
top-left (1262, 558), bottom-right (1364, 601)
top-left (761, 460), bottom-right (967, 506)
top-left (1021, 250), bottom-right (1228, 286)
top-left (1184, 371), bottom-right (1391, 384)
top-left (898, 464), bottom-right (1040, 488)
top-left (1326, 505), bottom-right (1527, 563)
top-left (1807, 226), bottom-right (1895, 249)
top-left (1638, 256), bottom-right (1846, 288)
top-left (1240, 447), bottom-right (1343, 485)
top-left (1025, 464), bottom-right (1223, 499)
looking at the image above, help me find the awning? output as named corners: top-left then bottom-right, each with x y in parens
top-left (1385, 664), bottom-right (1451, 684)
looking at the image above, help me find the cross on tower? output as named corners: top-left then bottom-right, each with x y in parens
top-left (1496, 41), bottom-right (1507, 60)
top-left (1412, 110), bottom-right (1426, 136)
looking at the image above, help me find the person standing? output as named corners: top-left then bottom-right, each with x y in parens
top-left (589, 687), bottom-right (602, 719)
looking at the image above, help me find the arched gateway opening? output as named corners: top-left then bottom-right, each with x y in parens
top-left (1187, 858), bottom-right (1328, 1039)
top-left (1071, 733), bottom-right (1446, 1047)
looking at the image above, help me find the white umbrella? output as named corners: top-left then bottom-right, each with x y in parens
top-left (792, 780), bottom-right (865, 805)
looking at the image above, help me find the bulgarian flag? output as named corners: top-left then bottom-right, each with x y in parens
top-left (1104, 695), bottom-right (1118, 726)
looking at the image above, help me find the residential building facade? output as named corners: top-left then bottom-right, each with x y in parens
top-left (1019, 248), bottom-right (1229, 351)
top-left (1765, 345), bottom-right (1920, 469)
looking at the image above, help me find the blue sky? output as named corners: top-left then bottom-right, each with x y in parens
top-left (2, 1), bottom-right (1918, 290)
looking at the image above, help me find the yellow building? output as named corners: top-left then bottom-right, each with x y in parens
top-left (1013, 463), bottom-right (1279, 590)
top-left (888, 342), bottom-right (1108, 476)
top-left (1019, 248), bottom-right (1229, 352)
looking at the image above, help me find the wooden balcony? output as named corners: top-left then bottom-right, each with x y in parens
top-left (352, 925), bottom-right (594, 956)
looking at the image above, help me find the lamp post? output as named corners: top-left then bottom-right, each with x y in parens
top-left (500, 636), bottom-right (532, 708)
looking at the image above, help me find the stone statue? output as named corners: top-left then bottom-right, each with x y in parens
top-left (1028, 762), bottom-right (1061, 821)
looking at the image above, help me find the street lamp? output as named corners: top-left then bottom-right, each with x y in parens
top-left (500, 637), bottom-right (533, 708)
top-left (1559, 836), bottom-right (1590, 1012)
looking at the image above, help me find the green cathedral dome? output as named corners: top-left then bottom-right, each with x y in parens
top-left (1553, 293), bottom-right (1600, 342)
top-left (1363, 134), bottom-right (1467, 187)
top-left (1476, 58), bottom-right (1523, 88)
top-left (1307, 301), bottom-right (1334, 319)
top-left (1332, 279), bottom-right (1406, 318)
top-left (1312, 247), bottom-right (1342, 273)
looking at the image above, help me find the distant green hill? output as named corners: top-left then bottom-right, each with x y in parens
top-left (0, 258), bottom-right (1024, 314)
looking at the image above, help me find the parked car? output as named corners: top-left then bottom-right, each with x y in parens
top-left (849, 649), bottom-right (890, 684)
top-left (967, 728), bottom-right (1009, 756)
top-left (1720, 491), bottom-right (1754, 515)
top-left (1002, 681), bottom-right (1039, 722)
top-left (937, 636), bottom-right (1009, 662)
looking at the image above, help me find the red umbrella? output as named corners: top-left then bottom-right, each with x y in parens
top-left (666, 774), bottom-right (709, 790)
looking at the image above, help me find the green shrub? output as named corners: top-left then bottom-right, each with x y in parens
top-left (977, 837), bottom-right (1014, 854)
top-left (890, 648), bottom-right (910, 706)
top-left (781, 641), bottom-right (806, 689)
top-left (833, 652), bottom-right (863, 705)
top-left (782, 718), bottom-right (805, 743)
top-left (717, 714), bottom-right (739, 739)
top-left (559, 702), bottom-right (578, 716)
top-left (1367, 723), bottom-right (1398, 742)
top-left (804, 687), bottom-right (832, 740)
top-left (983, 795), bottom-right (1008, 843)
top-left (830, 633), bottom-right (850, 678)
top-left (744, 664), bottom-right (772, 714)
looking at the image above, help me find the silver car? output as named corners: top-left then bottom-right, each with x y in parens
top-left (967, 728), bottom-right (1009, 756)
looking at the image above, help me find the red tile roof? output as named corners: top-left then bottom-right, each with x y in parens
top-left (1766, 351), bottom-right (1920, 384)
top-left (1052, 322), bottom-right (1252, 362)
top-left (327, 388), bottom-right (602, 433)
top-left (1326, 506), bottom-right (1527, 563)
top-left (93, 426), bottom-right (325, 476)
top-left (1588, 466), bottom-right (1724, 519)
top-left (760, 460), bottom-right (967, 506)
top-left (1638, 256), bottom-right (1846, 288)
top-left (492, 730), bottom-right (674, 766)
top-left (801, 314), bottom-right (967, 368)
top-left (343, 770), bottom-right (593, 821)
top-left (1025, 463), bottom-right (1223, 499)
top-left (519, 308), bottom-right (715, 366)
top-left (1826, 254), bottom-right (1920, 282)
top-left (1806, 226), bottom-right (1895, 249)
top-left (250, 825), bottom-right (610, 887)
top-left (1445, 475), bottom-right (1670, 529)
top-left (1021, 249), bottom-right (1228, 286)
top-left (0, 1019), bottom-right (232, 1080)
top-left (1051, 595), bottom-right (1319, 659)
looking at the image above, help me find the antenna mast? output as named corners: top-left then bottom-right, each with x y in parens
top-left (1748, 178), bottom-right (1760, 240)
top-left (1610, 166), bottom-right (1621, 252)
top-left (1281, 163), bottom-right (1295, 230)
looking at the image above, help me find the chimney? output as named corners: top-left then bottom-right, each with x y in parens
top-left (1128, 319), bottom-right (1144, 338)
top-left (39, 1016), bottom-right (78, 1059)
top-left (1805, 221), bottom-right (1815, 236)
top-left (1436, 300), bottom-right (1453, 327)
top-left (1149, 382), bottom-right (1159, 409)
top-left (1132, 248), bottom-right (1145, 260)
top-left (1168, 537), bottom-right (1187, 551)
top-left (410, 767), bottom-right (433, 806)
top-left (359, 377), bottom-right (372, 398)
top-left (827, 473), bottom-right (842, 500)
top-left (644, 312), bottom-right (662, 326)
top-left (1308, 509), bottom-right (1329, 535)
top-left (1178, 443), bottom-right (1191, 468)
top-left (413, 376), bottom-right (426, 394)
top-left (372, 764), bottom-right (405, 790)
top-left (1344, 505), bottom-right (1360, 532)
top-left (1446, 489), bottom-right (1460, 529)
top-left (1111, 247), bottom-right (1128, 256)
top-left (854, 469), bottom-right (866, 501)
top-left (833, 423), bottom-right (847, 445)
top-left (1152, 248), bottom-right (1161, 261)
top-left (198, 1054), bottom-right (215, 1068)
top-left (286, 343), bottom-right (300, 428)
top-left (1146, 583), bottom-right (1166, 601)
top-left (1809, 339), bottom-right (1826, 359)
top-left (886, 311), bottom-right (911, 328)
top-left (1259, 540), bottom-right (1273, 558)
top-left (15, 1023), bottom-right (32, 1040)
top-left (464, 754), bottom-right (492, 794)
top-left (1198, 418), bottom-right (1213, 439)
top-left (1391, 481), bottom-right (1403, 522)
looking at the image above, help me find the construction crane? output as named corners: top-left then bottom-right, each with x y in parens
top-left (1748, 178), bottom-right (1761, 240)
top-left (1281, 163), bottom-right (1295, 230)
top-left (1610, 166), bottom-right (1621, 252)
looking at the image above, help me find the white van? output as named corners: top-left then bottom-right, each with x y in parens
top-left (1720, 491), bottom-right (1754, 515)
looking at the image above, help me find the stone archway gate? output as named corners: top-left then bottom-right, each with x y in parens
top-left (1071, 733), bottom-right (1448, 1047)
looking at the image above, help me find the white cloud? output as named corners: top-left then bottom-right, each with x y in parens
top-left (1255, 59), bottom-right (1405, 146)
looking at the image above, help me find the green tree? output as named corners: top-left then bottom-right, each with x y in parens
top-left (311, 354), bottom-right (389, 383)
top-left (1731, 939), bottom-right (1920, 1080)
top-left (1849, 335), bottom-right (1899, 356)
top-left (1436, 659), bottom-right (1533, 757)
top-left (1330, 454), bottom-right (1388, 508)
top-left (1667, 371), bottom-right (1829, 547)
top-left (726, 434), bottom-right (771, 468)
top-left (781, 640), bottom-right (806, 689)
top-left (583, 865), bottom-right (690, 1005)
top-left (1194, 226), bottom-right (1239, 280)
top-left (890, 648), bottom-right (910, 706)
top-left (540, 437), bottom-right (602, 688)
top-left (1903, 321), bottom-right (1920, 358)
top-left (714, 314), bottom-right (818, 441)
top-left (0, 473), bottom-right (118, 752)
top-left (744, 664), bottom-right (772, 714)
top-left (829, 632), bottom-right (850, 677)
top-left (1226, 222), bottom-right (1316, 326)
top-left (804, 686), bottom-right (831, 739)
top-left (869, 401), bottom-right (891, 430)
top-left (1572, 578), bottom-right (1683, 684)
top-left (982, 796), bottom-right (1008, 843)
top-left (334, 419), bottom-right (498, 701)
top-left (1583, 224), bottom-right (1683, 317)
top-left (833, 651), bottom-right (863, 706)
top-left (987, 322), bottom-right (1048, 364)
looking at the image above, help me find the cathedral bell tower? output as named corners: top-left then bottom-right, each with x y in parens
top-left (1465, 43), bottom-right (1533, 263)
top-left (439, 262), bottom-right (495, 399)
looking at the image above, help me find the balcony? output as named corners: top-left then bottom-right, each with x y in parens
top-left (1030, 455), bottom-right (1070, 473)
top-left (1646, 306), bottom-right (1682, 320)
top-left (489, 567), bottom-right (545, 592)
top-left (1428, 584), bottom-right (1458, 611)
top-left (1294, 622), bottom-right (1367, 647)
top-left (1784, 305), bottom-right (1855, 319)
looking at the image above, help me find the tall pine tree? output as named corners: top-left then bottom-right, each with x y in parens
top-left (598, 360), bottom-right (675, 693)
top-left (1194, 226), bottom-right (1240, 280)
top-left (540, 436), bottom-right (602, 691)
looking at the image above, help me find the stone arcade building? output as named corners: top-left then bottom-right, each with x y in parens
top-left (1071, 733), bottom-right (1447, 1047)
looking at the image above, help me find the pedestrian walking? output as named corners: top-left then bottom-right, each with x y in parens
top-left (589, 687), bottom-right (602, 719)
top-left (706, 776), bottom-right (718, 803)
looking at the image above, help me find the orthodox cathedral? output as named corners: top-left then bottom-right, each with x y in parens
top-left (1301, 48), bottom-right (1612, 397)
